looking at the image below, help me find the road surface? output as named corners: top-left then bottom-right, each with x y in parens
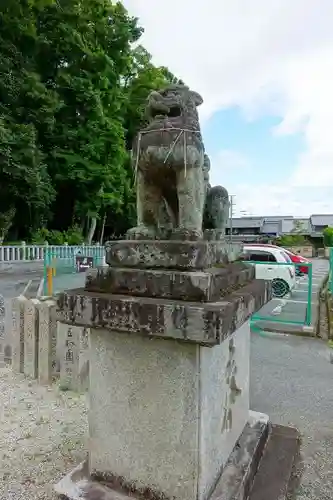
top-left (251, 332), bottom-right (333, 499)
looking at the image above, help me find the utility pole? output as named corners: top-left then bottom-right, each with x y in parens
top-left (229, 195), bottom-right (235, 243)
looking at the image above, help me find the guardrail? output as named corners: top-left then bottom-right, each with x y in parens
top-left (43, 246), bottom-right (105, 295)
top-left (249, 261), bottom-right (313, 333)
top-left (0, 243), bottom-right (103, 262)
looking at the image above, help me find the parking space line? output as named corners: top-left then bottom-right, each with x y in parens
top-left (280, 299), bottom-right (315, 305)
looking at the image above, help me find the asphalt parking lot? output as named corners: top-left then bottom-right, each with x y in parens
top-left (251, 332), bottom-right (333, 499)
top-left (252, 259), bottom-right (328, 333)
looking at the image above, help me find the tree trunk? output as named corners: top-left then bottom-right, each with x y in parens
top-left (99, 214), bottom-right (107, 245)
top-left (86, 216), bottom-right (97, 244)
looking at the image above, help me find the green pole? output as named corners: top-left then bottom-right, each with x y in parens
top-left (305, 262), bottom-right (313, 326)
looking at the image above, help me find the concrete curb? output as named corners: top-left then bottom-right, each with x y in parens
top-left (248, 425), bottom-right (301, 500)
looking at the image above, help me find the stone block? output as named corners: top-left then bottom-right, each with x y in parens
top-left (57, 279), bottom-right (271, 346)
top-left (23, 298), bottom-right (39, 379)
top-left (79, 327), bottom-right (90, 391)
top-left (88, 320), bottom-right (250, 500)
top-left (0, 294), bottom-right (4, 368)
top-left (55, 413), bottom-right (271, 500)
top-left (12, 296), bottom-right (27, 373)
top-left (37, 299), bottom-right (57, 384)
top-left (57, 323), bottom-right (81, 391)
top-left (85, 262), bottom-right (255, 302)
top-left (105, 240), bottom-right (242, 270)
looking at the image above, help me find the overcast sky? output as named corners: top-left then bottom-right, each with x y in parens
top-left (123, 0), bottom-right (333, 216)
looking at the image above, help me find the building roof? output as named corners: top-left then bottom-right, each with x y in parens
top-left (225, 213), bottom-right (333, 235)
top-left (310, 214), bottom-right (333, 227)
top-left (226, 217), bottom-right (263, 228)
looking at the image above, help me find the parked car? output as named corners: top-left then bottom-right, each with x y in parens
top-left (243, 243), bottom-right (310, 276)
top-left (283, 249), bottom-right (310, 275)
top-left (242, 245), bottom-right (296, 298)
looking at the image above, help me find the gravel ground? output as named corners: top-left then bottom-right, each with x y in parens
top-left (1, 327), bottom-right (333, 499)
top-left (0, 366), bottom-right (88, 499)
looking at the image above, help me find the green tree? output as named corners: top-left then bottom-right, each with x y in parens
top-left (323, 227), bottom-right (333, 247)
top-left (0, 0), bottom-right (57, 238)
top-left (0, 0), bottom-right (183, 241)
top-left (33, 0), bottom-right (141, 242)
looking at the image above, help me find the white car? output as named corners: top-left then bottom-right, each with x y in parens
top-left (242, 245), bottom-right (296, 297)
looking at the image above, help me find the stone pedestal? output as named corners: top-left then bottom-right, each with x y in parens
top-left (55, 239), bottom-right (272, 500)
top-left (89, 323), bottom-right (249, 500)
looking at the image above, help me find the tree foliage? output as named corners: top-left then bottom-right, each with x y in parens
top-left (0, 0), bottom-right (181, 242)
top-left (323, 227), bottom-right (333, 247)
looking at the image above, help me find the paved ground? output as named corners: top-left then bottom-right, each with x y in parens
top-left (251, 332), bottom-right (333, 499)
top-left (252, 259), bottom-right (329, 332)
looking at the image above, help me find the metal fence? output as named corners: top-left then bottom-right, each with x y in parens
top-left (0, 243), bottom-right (105, 262)
top-left (43, 246), bottom-right (105, 295)
top-left (250, 261), bottom-right (313, 333)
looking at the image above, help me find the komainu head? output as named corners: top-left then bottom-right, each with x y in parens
top-left (133, 85), bottom-right (205, 169)
top-left (145, 84), bottom-right (203, 133)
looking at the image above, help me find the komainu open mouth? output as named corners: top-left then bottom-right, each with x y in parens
top-left (151, 105), bottom-right (182, 119)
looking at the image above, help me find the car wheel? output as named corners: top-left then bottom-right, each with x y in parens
top-left (272, 278), bottom-right (290, 298)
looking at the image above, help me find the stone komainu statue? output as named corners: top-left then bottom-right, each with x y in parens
top-left (128, 84), bottom-right (229, 240)
top-left (202, 154), bottom-right (230, 235)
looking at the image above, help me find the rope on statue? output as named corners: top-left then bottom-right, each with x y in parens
top-left (133, 127), bottom-right (201, 184)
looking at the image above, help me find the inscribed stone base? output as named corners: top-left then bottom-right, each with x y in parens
top-left (85, 262), bottom-right (254, 302)
top-left (12, 296), bottom-right (27, 373)
top-left (57, 323), bottom-right (81, 391)
top-left (23, 298), bottom-right (39, 378)
top-left (37, 299), bottom-right (57, 384)
top-left (55, 412), bottom-right (271, 500)
top-left (57, 279), bottom-right (271, 346)
top-left (79, 327), bottom-right (90, 391)
top-left (87, 321), bottom-right (250, 500)
top-left (105, 239), bottom-right (242, 270)
top-left (0, 295), bottom-right (4, 368)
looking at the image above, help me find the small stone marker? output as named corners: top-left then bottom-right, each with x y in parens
top-left (12, 296), bottom-right (27, 373)
top-left (58, 323), bottom-right (80, 391)
top-left (0, 294), bottom-right (4, 368)
top-left (37, 299), bottom-right (57, 384)
top-left (79, 327), bottom-right (90, 391)
top-left (23, 298), bottom-right (39, 378)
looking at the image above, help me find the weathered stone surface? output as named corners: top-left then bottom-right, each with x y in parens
top-left (54, 411), bottom-right (271, 500)
top-left (0, 294), bottom-right (4, 367)
top-left (37, 299), bottom-right (57, 384)
top-left (85, 262), bottom-right (254, 302)
top-left (105, 239), bottom-right (242, 270)
top-left (23, 298), bottom-right (39, 379)
top-left (58, 323), bottom-right (80, 391)
top-left (88, 322), bottom-right (250, 500)
top-left (11, 296), bottom-right (26, 373)
top-left (210, 411), bottom-right (270, 500)
top-left (129, 84), bottom-right (206, 240)
top-left (57, 279), bottom-right (271, 346)
top-left (203, 153), bottom-right (230, 235)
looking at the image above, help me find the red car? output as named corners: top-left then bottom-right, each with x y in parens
top-left (283, 249), bottom-right (310, 275)
top-left (247, 244), bottom-right (310, 275)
